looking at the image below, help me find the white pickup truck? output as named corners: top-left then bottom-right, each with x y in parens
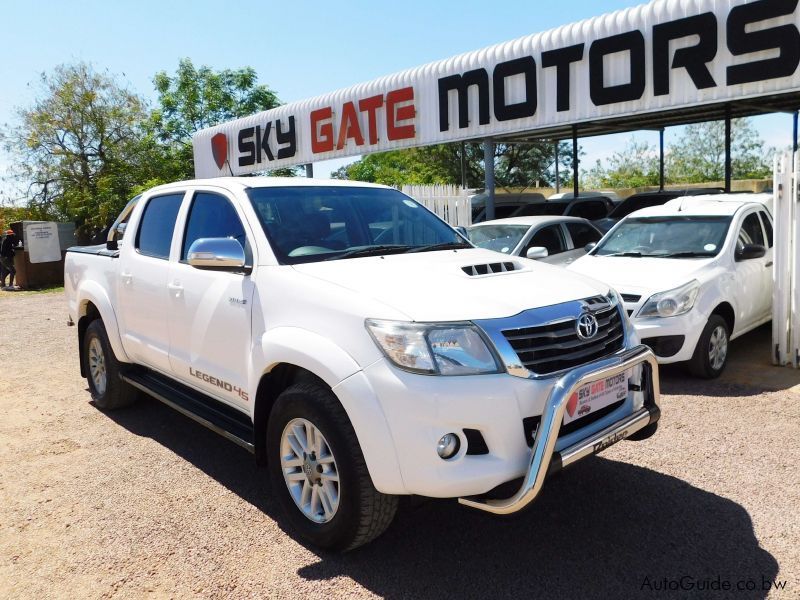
top-left (65, 177), bottom-right (661, 551)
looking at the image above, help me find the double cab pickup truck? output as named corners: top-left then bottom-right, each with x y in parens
top-left (65, 177), bottom-right (661, 551)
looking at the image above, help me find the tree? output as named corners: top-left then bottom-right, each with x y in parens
top-left (332, 140), bottom-right (573, 189)
top-left (583, 138), bottom-right (661, 189)
top-left (667, 119), bottom-right (773, 182)
top-left (4, 63), bottom-right (156, 237)
top-left (150, 58), bottom-right (287, 179)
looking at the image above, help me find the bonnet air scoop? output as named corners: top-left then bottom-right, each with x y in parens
top-left (461, 261), bottom-right (522, 277)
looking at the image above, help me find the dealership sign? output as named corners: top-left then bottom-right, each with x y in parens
top-left (193, 0), bottom-right (800, 178)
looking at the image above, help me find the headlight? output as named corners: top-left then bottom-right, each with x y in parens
top-left (365, 319), bottom-right (501, 375)
top-left (638, 280), bottom-right (700, 318)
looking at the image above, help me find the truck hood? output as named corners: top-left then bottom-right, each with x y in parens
top-left (292, 248), bottom-right (610, 321)
top-left (568, 255), bottom-right (714, 295)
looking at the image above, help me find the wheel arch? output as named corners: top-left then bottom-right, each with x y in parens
top-left (710, 301), bottom-right (735, 335)
top-left (75, 282), bottom-right (130, 374)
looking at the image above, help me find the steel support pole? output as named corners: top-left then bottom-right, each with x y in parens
top-left (793, 111), bottom-right (798, 162)
top-left (484, 140), bottom-right (496, 221)
top-left (554, 140), bottom-right (560, 193)
top-left (724, 106), bottom-right (732, 193)
top-left (461, 141), bottom-right (467, 189)
top-left (572, 125), bottom-right (579, 198)
top-left (659, 128), bottom-right (665, 191)
top-left (305, 163), bottom-right (314, 178)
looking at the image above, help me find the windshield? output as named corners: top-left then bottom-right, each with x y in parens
top-left (246, 186), bottom-right (466, 264)
top-left (467, 224), bottom-right (530, 253)
top-left (594, 216), bottom-right (732, 258)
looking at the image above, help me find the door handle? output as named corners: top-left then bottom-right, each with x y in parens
top-left (167, 281), bottom-right (184, 297)
top-left (765, 262), bottom-right (773, 268)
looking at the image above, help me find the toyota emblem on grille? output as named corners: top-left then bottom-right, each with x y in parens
top-left (576, 312), bottom-right (599, 340)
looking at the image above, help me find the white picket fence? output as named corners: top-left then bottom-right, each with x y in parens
top-left (401, 184), bottom-right (472, 227)
top-left (773, 151), bottom-right (799, 367)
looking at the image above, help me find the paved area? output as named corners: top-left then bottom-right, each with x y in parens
top-left (0, 291), bottom-right (797, 599)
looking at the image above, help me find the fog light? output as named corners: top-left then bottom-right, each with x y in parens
top-left (437, 433), bottom-right (460, 459)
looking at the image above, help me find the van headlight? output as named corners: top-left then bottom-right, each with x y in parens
top-left (365, 319), bottom-right (501, 375)
top-left (637, 280), bottom-right (700, 318)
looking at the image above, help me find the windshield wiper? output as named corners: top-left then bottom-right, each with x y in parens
top-left (323, 245), bottom-right (412, 260)
top-left (650, 251), bottom-right (716, 258)
top-left (407, 242), bottom-right (473, 253)
top-left (599, 251), bottom-right (643, 258)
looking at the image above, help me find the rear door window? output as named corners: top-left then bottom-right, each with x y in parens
top-left (570, 200), bottom-right (608, 220)
top-left (136, 193), bottom-right (184, 259)
top-left (526, 225), bottom-right (567, 255)
top-left (566, 222), bottom-right (602, 248)
top-left (758, 211), bottom-right (773, 248)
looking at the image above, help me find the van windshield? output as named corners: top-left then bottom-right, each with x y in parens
top-left (246, 186), bottom-right (468, 264)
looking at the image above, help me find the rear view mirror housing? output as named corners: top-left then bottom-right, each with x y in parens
top-left (526, 246), bottom-right (549, 260)
top-left (735, 243), bottom-right (766, 261)
top-left (187, 238), bottom-right (247, 271)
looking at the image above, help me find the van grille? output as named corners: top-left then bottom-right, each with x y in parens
top-left (501, 303), bottom-right (624, 375)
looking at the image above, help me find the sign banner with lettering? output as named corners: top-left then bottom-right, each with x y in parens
top-left (193, 0), bottom-right (800, 178)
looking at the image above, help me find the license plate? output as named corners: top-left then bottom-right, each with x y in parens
top-left (563, 369), bottom-right (631, 425)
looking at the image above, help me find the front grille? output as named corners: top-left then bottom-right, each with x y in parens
top-left (502, 303), bottom-right (625, 375)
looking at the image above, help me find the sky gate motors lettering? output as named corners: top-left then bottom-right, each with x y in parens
top-left (235, 87), bottom-right (416, 168)
top-left (196, 0), bottom-right (800, 178)
top-left (437, 0), bottom-right (800, 132)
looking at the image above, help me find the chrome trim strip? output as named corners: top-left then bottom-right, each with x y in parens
top-left (458, 345), bottom-right (660, 515)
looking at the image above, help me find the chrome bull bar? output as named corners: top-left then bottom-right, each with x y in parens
top-left (459, 344), bottom-right (661, 515)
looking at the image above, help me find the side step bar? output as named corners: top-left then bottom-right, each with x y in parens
top-left (122, 370), bottom-right (255, 453)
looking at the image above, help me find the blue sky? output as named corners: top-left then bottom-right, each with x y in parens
top-left (0, 0), bottom-right (794, 195)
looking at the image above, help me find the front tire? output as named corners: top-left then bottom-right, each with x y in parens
top-left (83, 319), bottom-right (138, 410)
top-left (266, 382), bottom-right (398, 551)
top-left (688, 315), bottom-right (730, 379)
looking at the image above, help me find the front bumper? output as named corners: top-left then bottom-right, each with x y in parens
top-left (631, 309), bottom-right (707, 363)
top-left (459, 345), bottom-right (660, 514)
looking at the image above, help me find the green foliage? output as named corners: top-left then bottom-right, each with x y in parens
top-left (668, 119), bottom-right (773, 182)
top-left (5, 63), bottom-right (157, 237)
top-left (586, 119), bottom-right (773, 189)
top-left (584, 138), bottom-right (661, 189)
top-left (150, 58), bottom-right (282, 179)
top-left (333, 141), bottom-right (573, 189)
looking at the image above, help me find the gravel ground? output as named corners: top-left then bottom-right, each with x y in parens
top-left (0, 291), bottom-right (798, 599)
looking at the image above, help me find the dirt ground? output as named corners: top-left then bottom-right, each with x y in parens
top-left (0, 290), bottom-right (798, 599)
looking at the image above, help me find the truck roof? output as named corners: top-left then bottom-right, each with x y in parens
top-left (145, 176), bottom-right (394, 194)
top-left (630, 193), bottom-right (773, 218)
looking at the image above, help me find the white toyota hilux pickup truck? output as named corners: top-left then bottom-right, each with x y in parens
top-left (65, 177), bottom-right (661, 551)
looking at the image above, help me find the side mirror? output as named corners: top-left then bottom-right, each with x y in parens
top-left (735, 243), bottom-right (766, 261)
top-left (526, 246), bottom-right (549, 259)
top-left (454, 226), bottom-right (469, 240)
top-left (187, 238), bottom-right (246, 271)
top-left (584, 242), bottom-right (597, 252)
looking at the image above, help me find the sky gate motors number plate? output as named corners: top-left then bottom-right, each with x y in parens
top-left (563, 370), bottom-right (631, 426)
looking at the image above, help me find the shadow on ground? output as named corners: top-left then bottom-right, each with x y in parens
top-left (660, 324), bottom-right (800, 397)
top-left (105, 396), bottom-right (779, 600)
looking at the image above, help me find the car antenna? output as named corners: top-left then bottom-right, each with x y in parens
top-left (225, 159), bottom-right (235, 177)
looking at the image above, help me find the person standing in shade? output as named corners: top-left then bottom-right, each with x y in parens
top-left (1, 229), bottom-right (18, 289)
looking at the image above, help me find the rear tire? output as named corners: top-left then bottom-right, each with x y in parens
top-left (266, 382), bottom-right (397, 551)
top-left (688, 315), bottom-right (729, 379)
top-left (83, 319), bottom-right (137, 410)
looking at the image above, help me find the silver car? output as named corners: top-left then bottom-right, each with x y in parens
top-left (467, 216), bottom-right (604, 266)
